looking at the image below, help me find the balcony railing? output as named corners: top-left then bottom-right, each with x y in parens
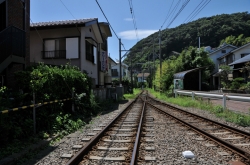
top-left (42, 50), bottom-right (66, 59)
top-left (0, 26), bottom-right (25, 63)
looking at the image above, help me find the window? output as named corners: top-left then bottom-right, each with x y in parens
top-left (86, 41), bottom-right (95, 63)
top-left (112, 69), bottom-right (118, 76)
top-left (43, 37), bottom-right (79, 59)
top-left (227, 54), bottom-right (235, 64)
top-left (66, 38), bottom-right (79, 59)
top-left (0, 1), bottom-right (6, 31)
top-left (43, 38), bottom-right (66, 58)
top-left (221, 50), bottom-right (226, 53)
top-left (241, 53), bottom-right (249, 58)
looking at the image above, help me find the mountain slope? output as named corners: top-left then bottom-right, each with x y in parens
top-left (124, 12), bottom-right (250, 67)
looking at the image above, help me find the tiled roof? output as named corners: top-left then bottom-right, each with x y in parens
top-left (209, 44), bottom-right (237, 55)
top-left (218, 42), bottom-right (250, 59)
top-left (30, 18), bottom-right (97, 28)
top-left (229, 54), bottom-right (250, 65)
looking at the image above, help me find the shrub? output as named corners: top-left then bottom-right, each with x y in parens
top-left (230, 77), bottom-right (244, 90)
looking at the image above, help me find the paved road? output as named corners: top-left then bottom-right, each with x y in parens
top-left (210, 99), bottom-right (250, 114)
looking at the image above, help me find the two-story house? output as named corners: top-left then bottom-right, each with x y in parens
top-left (209, 43), bottom-right (237, 89)
top-left (0, 0), bottom-right (30, 88)
top-left (111, 61), bottom-right (130, 81)
top-left (30, 19), bottom-right (111, 88)
top-left (218, 42), bottom-right (250, 82)
top-left (137, 73), bottom-right (150, 82)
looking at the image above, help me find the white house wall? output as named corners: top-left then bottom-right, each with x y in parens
top-left (209, 47), bottom-right (236, 74)
top-left (30, 28), bottom-right (80, 67)
top-left (80, 26), bottom-right (98, 85)
top-left (233, 44), bottom-right (250, 61)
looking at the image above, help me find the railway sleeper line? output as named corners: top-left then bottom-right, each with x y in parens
top-left (146, 95), bottom-right (250, 164)
top-left (63, 92), bottom-right (250, 164)
top-left (66, 92), bottom-right (147, 165)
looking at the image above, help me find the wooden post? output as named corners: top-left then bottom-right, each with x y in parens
top-left (33, 92), bottom-right (36, 134)
top-left (72, 88), bottom-right (75, 112)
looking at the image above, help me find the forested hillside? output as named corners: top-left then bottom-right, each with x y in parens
top-left (124, 12), bottom-right (250, 67)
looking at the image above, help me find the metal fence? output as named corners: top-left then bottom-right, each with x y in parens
top-left (175, 90), bottom-right (250, 110)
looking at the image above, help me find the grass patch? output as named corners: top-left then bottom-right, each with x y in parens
top-left (147, 88), bottom-right (250, 127)
top-left (123, 88), bottom-right (141, 100)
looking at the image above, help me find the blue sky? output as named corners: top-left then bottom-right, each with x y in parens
top-left (31, 0), bottom-right (250, 62)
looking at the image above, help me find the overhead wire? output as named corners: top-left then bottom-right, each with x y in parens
top-left (190, 0), bottom-right (211, 22)
top-left (127, 0), bottom-right (139, 42)
top-left (164, 0), bottom-right (181, 29)
top-left (95, 0), bottom-right (126, 51)
top-left (165, 0), bottom-right (190, 28)
top-left (184, 0), bottom-right (211, 23)
top-left (160, 0), bottom-right (175, 29)
top-left (183, 0), bottom-right (206, 23)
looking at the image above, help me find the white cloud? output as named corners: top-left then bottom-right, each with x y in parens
top-left (119, 29), bottom-right (158, 40)
top-left (124, 18), bottom-right (133, 21)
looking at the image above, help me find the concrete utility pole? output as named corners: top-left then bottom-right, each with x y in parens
top-left (119, 38), bottom-right (122, 86)
top-left (159, 29), bottom-right (162, 91)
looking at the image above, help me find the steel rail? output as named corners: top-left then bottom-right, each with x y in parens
top-left (130, 100), bottom-right (146, 165)
top-left (146, 101), bottom-right (250, 162)
top-left (149, 96), bottom-right (250, 138)
top-left (65, 99), bottom-right (136, 165)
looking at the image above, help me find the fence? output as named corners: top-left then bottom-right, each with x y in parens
top-left (175, 90), bottom-right (250, 110)
top-left (0, 91), bottom-right (75, 134)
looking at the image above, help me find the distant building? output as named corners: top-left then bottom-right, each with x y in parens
top-left (220, 42), bottom-right (250, 82)
top-left (208, 43), bottom-right (237, 89)
top-left (137, 73), bottom-right (150, 82)
top-left (111, 61), bottom-right (130, 80)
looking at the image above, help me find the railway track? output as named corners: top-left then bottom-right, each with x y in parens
top-left (146, 95), bottom-right (250, 164)
top-left (63, 91), bottom-right (249, 165)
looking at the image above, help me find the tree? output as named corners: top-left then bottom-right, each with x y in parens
top-left (219, 65), bottom-right (232, 89)
top-left (154, 46), bottom-right (214, 91)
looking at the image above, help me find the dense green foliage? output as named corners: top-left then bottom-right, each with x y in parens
top-left (220, 34), bottom-right (250, 46)
top-left (0, 63), bottom-right (97, 147)
top-left (154, 47), bottom-right (214, 91)
top-left (124, 12), bottom-right (250, 69)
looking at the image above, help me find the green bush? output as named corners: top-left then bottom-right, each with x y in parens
top-left (230, 77), bottom-right (244, 90)
top-left (0, 63), bottom-right (93, 145)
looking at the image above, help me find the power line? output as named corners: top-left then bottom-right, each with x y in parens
top-left (161, 0), bottom-right (175, 29)
top-left (165, 0), bottom-right (190, 28)
top-left (95, 0), bottom-right (119, 40)
top-left (59, 0), bottom-right (77, 20)
top-left (183, 0), bottom-right (205, 23)
top-left (164, 0), bottom-right (181, 29)
top-left (185, 0), bottom-right (211, 23)
top-left (95, 0), bottom-right (126, 51)
top-left (59, 0), bottom-right (81, 34)
top-left (128, 0), bottom-right (139, 41)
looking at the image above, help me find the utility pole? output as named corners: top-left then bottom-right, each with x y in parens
top-left (119, 38), bottom-right (122, 87)
top-left (153, 37), bottom-right (155, 90)
top-left (130, 57), bottom-right (133, 93)
top-left (159, 29), bottom-right (162, 91)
